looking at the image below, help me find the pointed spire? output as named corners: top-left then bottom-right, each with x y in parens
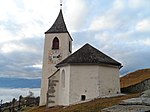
top-left (45, 8), bottom-right (68, 34)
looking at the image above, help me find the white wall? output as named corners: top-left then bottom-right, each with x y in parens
top-left (98, 65), bottom-right (120, 96)
top-left (69, 65), bottom-right (99, 104)
top-left (58, 66), bottom-right (70, 106)
top-left (68, 64), bottom-right (120, 105)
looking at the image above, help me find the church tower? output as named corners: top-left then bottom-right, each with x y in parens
top-left (40, 7), bottom-right (73, 106)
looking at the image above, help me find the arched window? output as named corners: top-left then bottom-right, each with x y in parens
top-left (69, 41), bottom-right (71, 53)
top-left (61, 70), bottom-right (65, 88)
top-left (52, 37), bottom-right (59, 49)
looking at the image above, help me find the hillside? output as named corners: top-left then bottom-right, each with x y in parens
top-left (120, 68), bottom-right (150, 88)
top-left (27, 93), bottom-right (140, 112)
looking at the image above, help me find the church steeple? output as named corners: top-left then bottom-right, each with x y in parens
top-left (45, 9), bottom-right (68, 34)
top-left (40, 2), bottom-right (72, 106)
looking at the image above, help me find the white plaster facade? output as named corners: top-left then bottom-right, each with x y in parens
top-left (70, 65), bottom-right (120, 104)
top-left (69, 65), bottom-right (100, 104)
top-left (58, 66), bottom-right (70, 105)
top-left (98, 65), bottom-right (120, 96)
top-left (47, 64), bottom-right (120, 106)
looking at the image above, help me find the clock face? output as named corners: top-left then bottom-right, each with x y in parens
top-left (48, 50), bottom-right (62, 64)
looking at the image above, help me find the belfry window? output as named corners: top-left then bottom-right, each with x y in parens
top-left (52, 37), bottom-right (59, 49)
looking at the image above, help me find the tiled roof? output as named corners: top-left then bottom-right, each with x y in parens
top-left (45, 9), bottom-right (68, 34)
top-left (56, 43), bottom-right (122, 67)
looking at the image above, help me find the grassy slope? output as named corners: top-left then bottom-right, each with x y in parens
top-left (120, 68), bottom-right (150, 88)
top-left (27, 93), bottom-right (140, 112)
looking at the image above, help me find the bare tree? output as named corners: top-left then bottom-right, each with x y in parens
top-left (12, 98), bottom-right (16, 112)
top-left (28, 91), bottom-right (34, 97)
top-left (0, 100), bottom-right (2, 112)
top-left (18, 95), bottom-right (22, 110)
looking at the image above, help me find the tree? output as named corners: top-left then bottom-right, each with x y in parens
top-left (12, 98), bottom-right (16, 112)
top-left (18, 95), bottom-right (22, 110)
top-left (0, 100), bottom-right (2, 112)
top-left (28, 91), bottom-right (34, 97)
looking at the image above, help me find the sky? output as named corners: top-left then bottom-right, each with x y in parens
top-left (0, 0), bottom-right (150, 102)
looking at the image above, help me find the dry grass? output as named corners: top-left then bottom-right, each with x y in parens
top-left (120, 68), bottom-right (150, 88)
top-left (27, 93), bottom-right (140, 112)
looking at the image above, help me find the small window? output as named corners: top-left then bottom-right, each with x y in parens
top-left (81, 95), bottom-right (86, 101)
top-left (61, 70), bottom-right (65, 88)
top-left (52, 37), bottom-right (59, 49)
top-left (69, 41), bottom-right (71, 53)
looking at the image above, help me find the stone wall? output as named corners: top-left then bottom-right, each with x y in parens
top-left (121, 78), bottom-right (150, 93)
top-left (47, 70), bottom-right (60, 107)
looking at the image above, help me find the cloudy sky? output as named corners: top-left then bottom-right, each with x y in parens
top-left (0, 0), bottom-right (150, 102)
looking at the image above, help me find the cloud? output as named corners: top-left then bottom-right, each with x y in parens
top-left (0, 38), bottom-right (43, 78)
top-left (141, 38), bottom-right (150, 46)
top-left (89, 0), bottom-right (125, 31)
top-left (136, 19), bottom-right (150, 32)
top-left (64, 0), bottom-right (90, 32)
top-left (0, 0), bottom-right (150, 81)
top-left (0, 88), bottom-right (40, 103)
top-left (128, 0), bottom-right (148, 9)
top-left (0, 0), bottom-right (61, 43)
top-left (89, 15), bottom-right (118, 31)
top-left (90, 27), bottom-right (150, 75)
top-left (1, 42), bottom-right (36, 53)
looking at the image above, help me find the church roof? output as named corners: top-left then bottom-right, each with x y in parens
top-left (56, 43), bottom-right (122, 68)
top-left (45, 9), bottom-right (68, 34)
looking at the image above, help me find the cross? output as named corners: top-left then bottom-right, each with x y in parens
top-left (60, 0), bottom-right (62, 9)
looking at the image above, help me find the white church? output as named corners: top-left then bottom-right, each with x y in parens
top-left (40, 6), bottom-right (122, 107)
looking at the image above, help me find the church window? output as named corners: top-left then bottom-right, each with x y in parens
top-left (61, 70), bottom-right (65, 88)
top-left (81, 95), bottom-right (86, 101)
top-left (52, 37), bottom-right (59, 49)
top-left (69, 41), bottom-right (71, 53)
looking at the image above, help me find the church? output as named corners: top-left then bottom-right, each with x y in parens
top-left (40, 6), bottom-right (122, 107)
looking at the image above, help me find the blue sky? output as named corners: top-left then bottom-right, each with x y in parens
top-left (0, 0), bottom-right (150, 102)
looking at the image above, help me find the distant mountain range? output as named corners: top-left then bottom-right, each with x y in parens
top-left (120, 68), bottom-right (150, 88)
top-left (1, 68), bottom-right (149, 89)
top-left (0, 77), bottom-right (41, 88)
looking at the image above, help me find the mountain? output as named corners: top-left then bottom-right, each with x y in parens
top-left (0, 77), bottom-right (41, 88)
top-left (120, 68), bottom-right (150, 88)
